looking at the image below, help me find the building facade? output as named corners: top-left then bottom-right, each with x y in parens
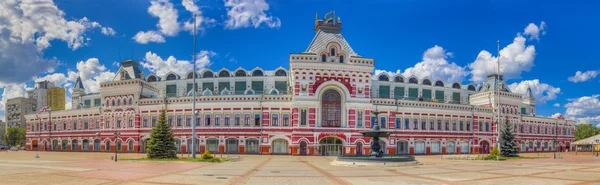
top-left (47, 87), bottom-right (66, 111)
top-left (27, 81), bottom-right (56, 112)
top-left (25, 12), bottom-right (575, 155)
top-left (0, 120), bottom-right (5, 145)
top-left (7, 97), bottom-right (37, 129)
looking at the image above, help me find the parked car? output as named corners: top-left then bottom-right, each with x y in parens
top-left (19, 146), bottom-right (25, 150)
top-left (0, 146), bottom-right (7, 150)
top-left (9, 146), bottom-right (17, 151)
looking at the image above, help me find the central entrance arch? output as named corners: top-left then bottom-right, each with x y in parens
top-left (321, 89), bottom-right (341, 127)
top-left (319, 137), bottom-right (343, 156)
top-left (299, 141), bottom-right (308, 155)
top-left (480, 140), bottom-right (490, 154)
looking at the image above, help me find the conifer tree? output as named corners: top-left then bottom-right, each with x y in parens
top-left (499, 116), bottom-right (519, 157)
top-left (146, 109), bottom-right (177, 159)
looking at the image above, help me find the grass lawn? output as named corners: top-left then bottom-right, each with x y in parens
top-left (121, 157), bottom-right (229, 163)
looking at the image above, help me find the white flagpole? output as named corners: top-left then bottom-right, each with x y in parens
top-left (191, 14), bottom-right (198, 159)
top-left (497, 40), bottom-right (501, 154)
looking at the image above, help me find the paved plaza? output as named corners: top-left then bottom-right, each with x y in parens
top-left (0, 151), bottom-right (599, 185)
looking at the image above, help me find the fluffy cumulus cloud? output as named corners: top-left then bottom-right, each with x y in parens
top-left (401, 45), bottom-right (468, 83)
top-left (101, 27), bottom-right (116, 36)
top-left (468, 22), bottom-right (544, 83)
top-left (142, 50), bottom-right (216, 77)
top-left (134, 0), bottom-right (215, 44)
top-left (66, 58), bottom-right (116, 94)
top-left (0, 0), bottom-right (113, 85)
top-left (553, 103), bottom-right (560, 107)
top-left (564, 94), bottom-right (600, 125)
top-left (224, 0), bottom-right (281, 29)
top-left (523, 21), bottom-right (547, 41)
top-left (508, 79), bottom-right (561, 104)
top-left (551, 113), bottom-right (563, 119)
top-left (568, 70), bottom-right (599, 83)
top-left (0, 83), bottom-right (28, 115)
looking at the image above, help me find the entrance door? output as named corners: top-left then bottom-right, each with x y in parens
top-left (272, 139), bottom-right (288, 154)
top-left (319, 137), bottom-right (343, 156)
top-left (356, 142), bottom-right (363, 156)
top-left (480, 140), bottom-right (490, 154)
top-left (397, 141), bottom-right (408, 154)
top-left (299, 141), bottom-right (308, 155)
top-left (414, 141), bottom-right (425, 154)
top-left (226, 139), bottom-right (239, 153)
top-left (245, 139), bottom-right (259, 154)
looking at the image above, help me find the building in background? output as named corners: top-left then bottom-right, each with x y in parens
top-left (24, 12), bottom-right (575, 154)
top-left (47, 87), bottom-right (66, 111)
top-left (0, 120), bottom-right (5, 145)
top-left (6, 98), bottom-right (36, 129)
top-left (27, 81), bottom-right (56, 112)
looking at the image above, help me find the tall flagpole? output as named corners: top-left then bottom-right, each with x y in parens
top-left (497, 40), bottom-right (501, 154)
top-left (191, 14), bottom-right (198, 159)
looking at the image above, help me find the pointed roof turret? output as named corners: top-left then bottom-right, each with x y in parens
top-left (74, 76), bottom-right (84, 89)
top-left (524, 86), bottom-right (534, 99)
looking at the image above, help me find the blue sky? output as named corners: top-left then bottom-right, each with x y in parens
top-left (1, 0), bottom-right (599, 126)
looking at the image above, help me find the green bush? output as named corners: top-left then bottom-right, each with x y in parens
top-left (486, 146), bottom-right (501, 160)
top-left (201, 150), bottom-right (214, 160)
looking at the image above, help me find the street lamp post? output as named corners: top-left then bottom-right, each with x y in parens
top-left (114, 132), bottom-right (120, 162)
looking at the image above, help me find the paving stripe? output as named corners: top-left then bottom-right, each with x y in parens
top-left (229, 156), bottom-right (272, 185)
top-left (298, 157), bottom-right (352, 185)
top-left (108, 162), bottom-right (216, 185)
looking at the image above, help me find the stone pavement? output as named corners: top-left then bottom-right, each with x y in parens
top-left (0, 151), bottom-right (599, 185)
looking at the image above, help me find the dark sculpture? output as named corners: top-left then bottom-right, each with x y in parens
top-left (360, 108), bottom-right (390, 158)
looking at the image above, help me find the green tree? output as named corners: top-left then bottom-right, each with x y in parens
top-left (3, 127), bottom-right (26, 146)
top-left (499, 117), bottom-right (519, 157)
top-left (575, 124), bottom-right (600, 141)
top-left (146, 109), bottom-right (177, 159)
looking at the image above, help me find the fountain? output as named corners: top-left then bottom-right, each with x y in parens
top-left (330, 108), bottom-right (420, 167)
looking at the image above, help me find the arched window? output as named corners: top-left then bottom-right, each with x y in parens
top-left (235, 70), bottom-right (246, 77)
top-left (394, 76), bottom-right (404, 83)
top-left (468, 85), bottom-right (476, 91)
top-left (112, 99), bottom-right (115, 106)
top-left (202, 71), bottom-right (214, 78)
top-left (187, 72), bottom-right (198, 79)
top-left (106, 100), bottom-right (110, 107)
top-left (252, 70), bottom-right (263, 76)
top-left (378, 75), bottom-right (389, 81)
top-left (409, 77), bottom-right (418, 84)
top-left (166, 74), bottom-right (177, 80)
top-left (321, 54), bottom-right (326, 62)
top-left (147, 76), bottom-right (157, 82)
top-left (339, 55), bottom-right (344, 63)
top-left (275, 70), bottom-right (286, 76)
top-left (218, 70), bottom-right (230, 77)
top-left (330, 48), bottom-right (336, 56)
top-left (129, 97), bottom-right (133, 105)
top-left (422, 79), bottom-right (432, 85)
top-left (452, 83), bottom-right (461, 89)
top-left (117, 99), bottom-right (121, 106)
top-left (321, 90), bottom-right (341, 127)
top-left (435, 80), bottom-right (444, 87)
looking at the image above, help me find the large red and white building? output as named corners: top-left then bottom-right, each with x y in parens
top-left (25, 12), bottom-right (575, 155)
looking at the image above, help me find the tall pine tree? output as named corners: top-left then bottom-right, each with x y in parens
top-left (146, 109), bottom-right (177, 159)
top-left (499, 116), bottom-right (519, 157)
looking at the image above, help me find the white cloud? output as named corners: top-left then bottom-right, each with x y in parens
top-left (101, 27), bottom-right (116, 36)
top-left (568, 70), bottom-right (599, 83)
top-left (148, 0), bottom-right (180, 36)
top-left (65, 58), bottom-right (115, 94)
top-left (0, 83), bottom-right (28, 113)
top-left (401, 45), bottom-right (468, 83)
top-left (142, 50), bottom-right (216, 77)
top-left (133, 31), bottom-right (166, 44)
top-left (34, 73), bottom-right (68, 87)
top-left (0, 0), bottom-right (112, 85)
top-left (508, 79), bottom-right (561, 104)
top-left (565, 94), bottom-right (600, 125)
top-left (468, 22), bottom-right (544, 83)
top-left (181, 0), bottom-right (216, 33)
top-left (553, 103), bottom-right (560, 107)
top-left (523, 21), bottom-right (546, 41)
top-left (224, 0), bottom-right (281, 29)
top-left (550, 113), bottom-right (563, 119)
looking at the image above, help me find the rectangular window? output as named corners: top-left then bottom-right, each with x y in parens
top-left (445, 120), bottom-right (450, 131)
top-left (117, 118), bottom-right (121, 128)
top-left (128, 117), bottom-right (133, 128)
top-left (437, 120), bottom-right (442, 130)
top-left (84, 100), bottom-right (91, 107)
top-left (395, 117), bottom-right (401, 129)
top-left (379, 86), bottom-right (390, 98)
top-left (187, 83), bottom-right (197, 94)
top-left (301, 109), bottom-right (308, 126)
top-left (96, 119), bottom-right (100, 129)
top-left (485, 122), bottom-right (490, 132)
top-left (219, 82), bottom-right (231, 94)
top-left (105, 120), bottom-right (110, 129)
top-left (459, 121), bottom-right (464, 131)
top-left (215, 114), bottom-right (221, 126)
top-left (380, 116), bottom-right (386, 128)
top-left (452, 92), bottom-right (460, 104)
top-left (371, 116), bottom-right (377, 128)
top-left (421, 119), bottom-right (426, 130)
top-left (422, 89), bottom-right (432, 100)
top-left (143, 117), bottom-right (148, 127)
top-left (405, 118), bottom-right (410, 130)
top-left (177, 115), bottom-right (182, 126)
top-left (254, 114), bottom-right (260, 126)
top-left (205, 114), bottom-right (211, 126)
top-left (152, 116), bottom-right (157, 127)
top-left (408, 88), bottom-right (419, 100)
top-left (271, 114), bottom-right (279, 126)
top-left (196, 116), bottom-right (200, 126)
top-left (168, 116), bottom-right (173, 126)
top-left (413, 119), bottom-right (418, 130)
top-left (466, 121), bottom-right (471, 131)
top-left (202, 82), bottom-right (214, 93)
top-left (252, 81), bottom-right (264, 94)
top-left (224, 114), bottom-right (230, 126)
top-left (166, 85), bottom-right (177, 97)
top-left (235, 81), bottom-right (246, 95)
top-left (452, 120), bottom-right (457, 131)
top-left (275, 81), bottom-right (288, 94)
top-left (186, 115), bottom-right (191, 126)
top-left (73, 120), bottom-right (78, 130)
top-left (479, 122), bottom-right (483, 131)
top-left (521, 107), bottom-right (527, 114)
top-left (244, 114), bottom-right (250, 126)
top-left (94, 98), bottom-right (101, 106)
top-left (84, 119), bottom-right (89, 129)
top-left (429, 119), bottom-right (434, 130)
top-left (283, 114), bottom-right (289, 126)
top-left (435, 90), bottom-right (444, 102)
top-left (394, 87), bottom-right (404, 99)
top-left (235, 114), bottom-right (240, 126)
